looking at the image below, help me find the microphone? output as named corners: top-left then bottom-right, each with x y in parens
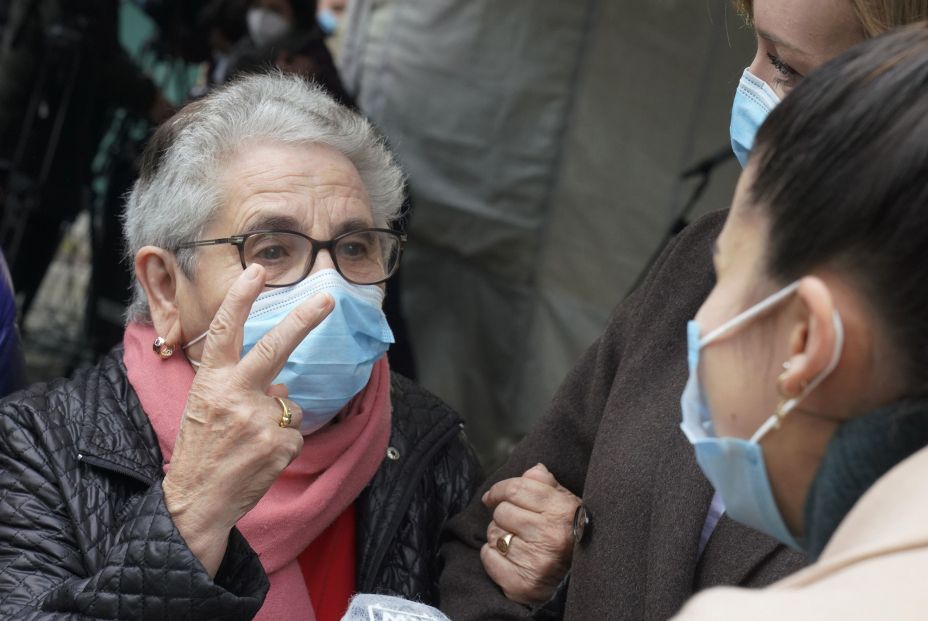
top-left (341, 594), bottom-right (451, 621)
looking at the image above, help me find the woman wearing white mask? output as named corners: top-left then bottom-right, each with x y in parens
top-left (443, 0), bottom-right (927, 618)
top-left (0, 73), bottom-right (479, 621)
top-left (226, 0), bottom-right (355, 106)
top-left (675, 22), bottom-right (928, 619)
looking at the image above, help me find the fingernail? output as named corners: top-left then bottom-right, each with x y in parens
top-left (317, 293), bottom-right (334, 309)
top-left (481, 492), bottom-right (488, 504)
top-left (244, 264), bottom-right (261, 280)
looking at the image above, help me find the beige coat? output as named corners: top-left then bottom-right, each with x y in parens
top-left (674, 446), bottom-right (928, 620)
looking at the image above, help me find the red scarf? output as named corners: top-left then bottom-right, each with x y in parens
top-left (123, 323), bottom-right (392, 621)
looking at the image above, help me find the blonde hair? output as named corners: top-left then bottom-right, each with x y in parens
top-left (733, 0), bottom-right (928, 37)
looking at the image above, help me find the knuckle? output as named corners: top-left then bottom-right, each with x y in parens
top-left (209, 306), bottom-right (236, 336)
top-left (252, 335), bottom-right (280, 365)
top-left (290, 433), bottom-right (304, 458)
top-left (255, 427), bottom-right (277, 452)
top-left (290, 303), bottom-right (323, 329)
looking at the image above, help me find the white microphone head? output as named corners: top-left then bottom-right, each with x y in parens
top-left (340, 594), bottom-right (451, 621)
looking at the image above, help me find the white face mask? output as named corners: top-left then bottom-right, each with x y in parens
top-left (247, 8), bottom-right (292, 48)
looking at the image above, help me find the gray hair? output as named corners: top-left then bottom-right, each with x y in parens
top-left (123, 72), bottom-right (406, 323)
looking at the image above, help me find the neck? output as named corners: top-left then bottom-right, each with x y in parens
top-left (801, 399), bottom-right (928, 559)
top-left (764, 412), bottom-right (837, 538)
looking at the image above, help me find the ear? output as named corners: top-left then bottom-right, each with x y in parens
top-left (134, 246), bottom-right (185, 346)
top-left (781, 276), bottom-right (838, 396)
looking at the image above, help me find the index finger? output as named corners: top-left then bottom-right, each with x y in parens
top-left (235, 291), bottom-right (334, 388)
top-left (483, 476), bottom-right (557, 513)
top-left (200, 264), bottom-right (267, 368)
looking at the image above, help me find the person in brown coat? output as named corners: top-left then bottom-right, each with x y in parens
top-left (438, 0), bottom-right (928, 619)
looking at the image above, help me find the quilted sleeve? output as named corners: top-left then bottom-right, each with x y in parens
top-left (0, 402), bottom-right (268, 620)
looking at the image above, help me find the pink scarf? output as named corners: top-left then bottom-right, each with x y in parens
top-left (122, 323), bottom-right (392, 621)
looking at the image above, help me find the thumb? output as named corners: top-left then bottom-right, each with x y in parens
top-left (522, 463), bottom-right (559, 488)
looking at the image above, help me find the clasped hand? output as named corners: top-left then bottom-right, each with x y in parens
top-left (480, 464), bottom-right (581, 606)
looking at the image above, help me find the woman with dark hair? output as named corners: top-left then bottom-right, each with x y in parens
top-left (441, 1), bottom-right (928, 619)
top-left (675, 22), bottom-right (928, 619)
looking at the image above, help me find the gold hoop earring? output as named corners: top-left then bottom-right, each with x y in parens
top-left (152, 336), bottom-right (175, 359)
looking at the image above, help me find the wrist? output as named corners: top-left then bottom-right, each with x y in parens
top-left (162, 478), bottom-right (231, 577)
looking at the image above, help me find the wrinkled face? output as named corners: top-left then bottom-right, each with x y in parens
top-left (749, 0), bottom-right (865, 98)
top-left (693, 166), bottom-right (795, 439)
top-left (177, 141), bottom-right (375, 361)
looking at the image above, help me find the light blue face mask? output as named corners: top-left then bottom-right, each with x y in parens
top-left (317, 9), bottom-right (339, 36)
top-left (680, 282), bottom-right (844, 549)
top-left (185, 269), bottom-right (394, 435)
top-left (730, 68), bottom-right (782, 168)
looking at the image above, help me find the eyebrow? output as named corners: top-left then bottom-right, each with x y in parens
top-left (757, 28), bottom-right (807, 56)
top-left (241, 214), bottom-right (302, 234)
top-left (331, 217), bottom-right (376, 238)
top-left (241, 214), bottom-right (376, 238)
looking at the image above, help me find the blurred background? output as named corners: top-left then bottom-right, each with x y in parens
top-left (0, 0), bottom-right (752, 468)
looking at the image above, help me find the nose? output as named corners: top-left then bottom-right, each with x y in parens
top-left (746, 46), bottom-right (777, 93)
top-left (309, 248), bottom-right (337, 274)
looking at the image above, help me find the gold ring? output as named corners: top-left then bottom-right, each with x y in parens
top-left (275, 397), bottom-right (293, 428)
top-left (496, 532), bottom-right (514, 556)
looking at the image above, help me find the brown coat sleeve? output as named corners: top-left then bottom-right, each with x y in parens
top-left (438, 211), bottom-right (729, 620)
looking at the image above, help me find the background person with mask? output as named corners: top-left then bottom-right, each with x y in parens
top-left (226, 0), bottom-right (353, 105)
top-left (675, 22), bottom-right (928, 620)
top-left (439, 1), bottom-right (928, 619)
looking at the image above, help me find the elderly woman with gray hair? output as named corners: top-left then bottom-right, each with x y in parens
top-left (0, 73), bottom-right (480, 620)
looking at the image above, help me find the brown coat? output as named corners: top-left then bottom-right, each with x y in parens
top-left (439, 210), bottom-right (806, 620)
top-left (674, 445), bottom-right (928, 620)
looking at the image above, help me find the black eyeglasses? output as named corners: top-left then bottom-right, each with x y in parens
top-left (175, 228), bottom-right (406, 287)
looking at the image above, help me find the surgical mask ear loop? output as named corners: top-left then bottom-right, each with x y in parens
top-left (181, 331), bottom-right (208, 369)
top-left (700, 283), bottom-right (800, 348)
top-left (751, 310), bottom-right (845, 444)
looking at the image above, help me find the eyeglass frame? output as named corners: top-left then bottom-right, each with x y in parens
top-left (174, 227), bottom-right (407, 287)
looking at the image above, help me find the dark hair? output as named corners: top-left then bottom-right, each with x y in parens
top-left (751, 22), bottom-right (928, 390)
top-left (198, 0), bottom-right (249, 44)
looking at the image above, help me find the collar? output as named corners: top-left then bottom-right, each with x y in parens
top-left (802, 399), bottom-right (928, 559)
top-left (75, 347), bottom-right (164, 485)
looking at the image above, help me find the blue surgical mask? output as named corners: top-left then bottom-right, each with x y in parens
top-left (185, 269), bottom-right (394, 435)
top-left (730, 68), bottom-right (781, 168)
top-left (317, 8), bottom-right (339, 36)
top-left (680, 282), bottom-right (844, 549)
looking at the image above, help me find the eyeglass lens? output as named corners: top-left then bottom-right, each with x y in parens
top-left (243, 231), bottom-right (400, 285)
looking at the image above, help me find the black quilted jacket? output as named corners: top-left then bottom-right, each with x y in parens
top-left (0, 348), bottom-right (481, 619)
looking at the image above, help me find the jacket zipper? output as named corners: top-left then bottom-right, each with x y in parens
top-left (77, 452), bottom-right (156, 487)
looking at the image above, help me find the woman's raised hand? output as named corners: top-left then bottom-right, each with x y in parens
top-left (161, 264), bottom-right (333, 576)
top-left (480, 464), bottom-right (581, 606)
